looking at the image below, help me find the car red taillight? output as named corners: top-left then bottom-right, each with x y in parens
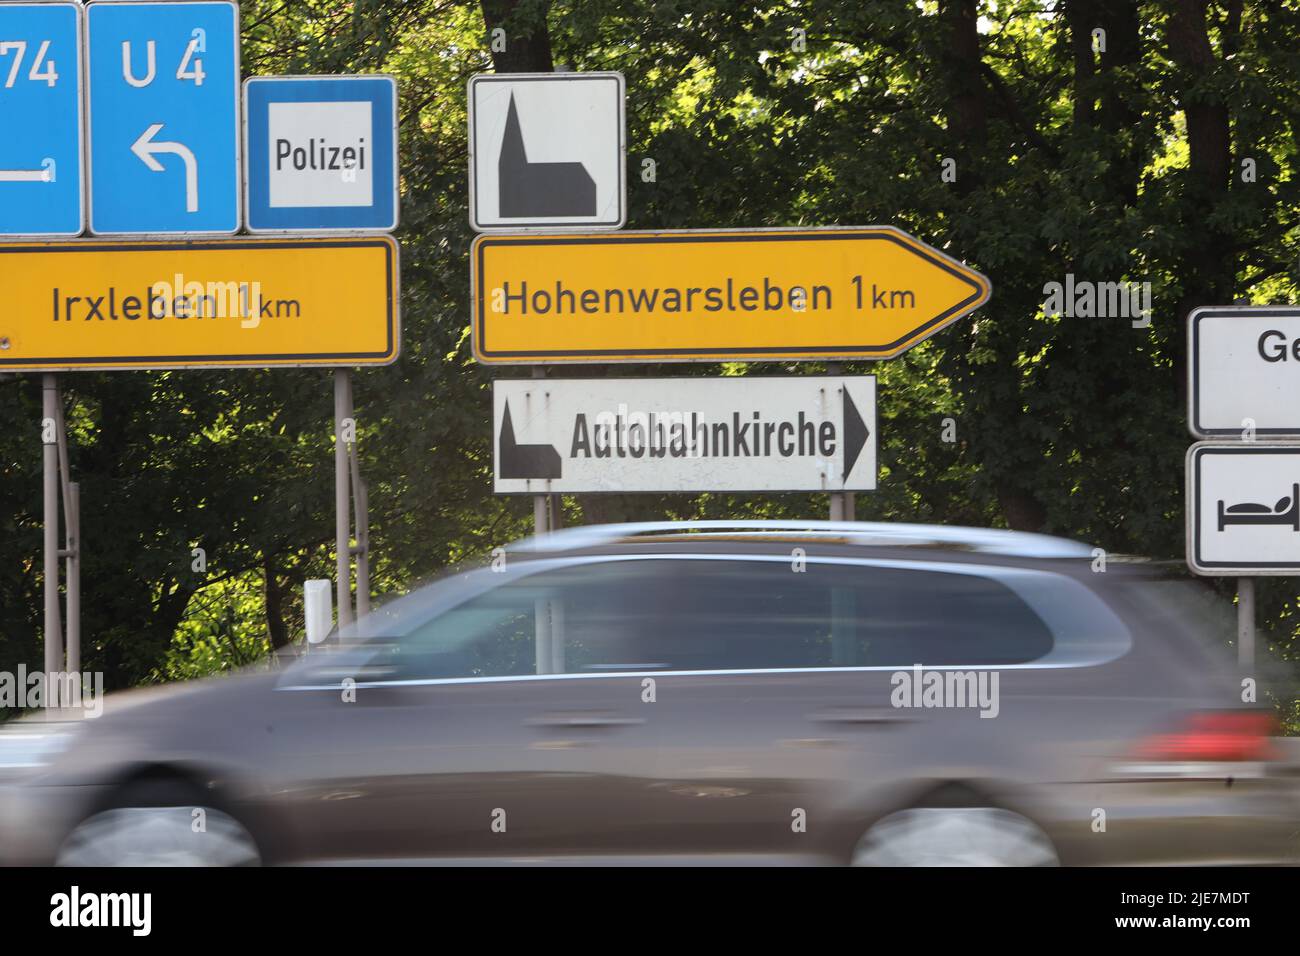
top-left (1134, 711), bottom-right (1278, 763)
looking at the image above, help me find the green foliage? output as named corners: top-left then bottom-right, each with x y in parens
top-left (157, 572), bottom-right (277, 681)
top-left (0, 0), bottom-right (1297, 717)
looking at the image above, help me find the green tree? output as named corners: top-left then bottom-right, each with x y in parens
top-left (1, 1), bottom-right (1297, 725)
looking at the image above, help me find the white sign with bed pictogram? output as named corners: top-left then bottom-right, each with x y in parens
top-left (1187, 442), bottom-right (1300, 574)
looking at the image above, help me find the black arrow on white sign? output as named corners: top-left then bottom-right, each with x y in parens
top-left (842, 388), bottom-right (870, 479)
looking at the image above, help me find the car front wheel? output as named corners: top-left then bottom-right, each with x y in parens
top-left (56, 780), bottom-right (261, 867)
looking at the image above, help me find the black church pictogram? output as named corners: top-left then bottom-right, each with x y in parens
top-left (498, 401), bottom-right (563, 480)
top-left (497, 94), bottom-right (597, 218)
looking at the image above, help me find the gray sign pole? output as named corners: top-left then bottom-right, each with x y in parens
top-left (531, 366), bottom-right (550, 536)
top-left (344, 372), bottom-right (370, 619)
top-left (334, 370), bottom-right (354, 629)
top-left (42, 374), bottom-right (62, 705)
top-left (351, 470), bottom-right (371, 619)
top-left (533, 495), bottom-right (549, 536)
top-left (1237, 577), bottom-right (1255, 670)
top-left (65, 481), bottom-right (80, 676)
top-left (528, 368), bottom-right (556, 671)
top-left (826, 363), bottom-right (850, 520)
top-left (53, 384), bottom-right (79, 677)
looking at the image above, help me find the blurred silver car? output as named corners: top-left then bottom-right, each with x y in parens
top-left (1, 521), bottom-right (1296, 865)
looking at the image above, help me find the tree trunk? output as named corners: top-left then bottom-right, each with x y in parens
top-left (937, 1), bottom-right (1048, 532)
top-left (481, 0), bottom-right (554, 73)
top-left (1167, 0), bottom-right (1236, 406)
top-left (263, 555), bottom-right (291, 651)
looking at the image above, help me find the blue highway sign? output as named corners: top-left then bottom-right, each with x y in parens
top-left (244, 75), bottom-right (399, 233)
top-left (0, 2), bottom-right (84, 237)
top-left (86, 1), bottom-right (240, 235)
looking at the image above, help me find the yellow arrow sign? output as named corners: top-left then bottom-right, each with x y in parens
top-left (0, 237), bottom-right (399, 371)
top-left (471, 226), bottom-right (990, 364)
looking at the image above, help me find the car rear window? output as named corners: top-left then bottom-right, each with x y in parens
top-left (389, 557), bottom-right (1055, 678)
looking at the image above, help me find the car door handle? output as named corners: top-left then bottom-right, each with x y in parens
top-left (526, 711), bottom-right (646, 728)
top-left (807, 708), bottom-right (914, 726)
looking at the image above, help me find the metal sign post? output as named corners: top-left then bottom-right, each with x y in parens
top-left (333, 369), bottom-right (372, 629)
top-left (65, 481), bottom-right (80, 675)
top-left (54, 387), bottom-right (79, 677)
top-left (529, 366), bottom-right (551, 535)
top-left (830, 492), bottom-right (857, 521)
top-left (42, 375), bottom-right (62, 704)
top-left (40, 372), bottom-right (80, 705)
top-left (344, 371), bottom-right (371, 618)
top-left (1237, 577), bottom-right (1255, 669)
top-left (826, 362), bottom-right (857, 522)
top-left (528, 368), bottom-right (556, 673)
top-left (334, 370), bottom-right (353, 630)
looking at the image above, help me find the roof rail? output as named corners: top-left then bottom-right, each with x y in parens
top-left (514, 520), bottom-right (1095, 559)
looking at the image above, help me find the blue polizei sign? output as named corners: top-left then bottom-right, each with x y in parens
top-left (243, 75), bottom-right (398, 233)
top-left (86, 1), bottom-right (240, 235)
top-left (0, 2), bottom-right (84, 237)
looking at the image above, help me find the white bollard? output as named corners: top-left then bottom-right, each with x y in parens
top-left (304, 579), bottom-right (334, 645)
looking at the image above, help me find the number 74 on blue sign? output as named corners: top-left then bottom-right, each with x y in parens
top-left (0, 2), bottom-right (83, 237)
top-left (0, 38), bottom-right (60, 88)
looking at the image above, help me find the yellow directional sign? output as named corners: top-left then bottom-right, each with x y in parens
top-left (471, 226), bottom-right (990, 364)
top-left (0, 237), bottom-right (399, 371)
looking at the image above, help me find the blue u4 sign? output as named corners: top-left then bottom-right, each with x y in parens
top-left (86, 1), bottom-right (240, 235)
top-left (0, 3), bottom-right (84, 237)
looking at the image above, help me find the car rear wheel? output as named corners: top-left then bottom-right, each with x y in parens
top-left (55, 779), bottom-right (261, 867)
top-left (850, 806), bottom-right (1059, 867)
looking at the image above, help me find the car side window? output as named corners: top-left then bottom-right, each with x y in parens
top-left (383, 562), bottom-right (679, 679)
top-left (544, 558), bottom-right (1053, 670)
top-left (383, 557), bottom-right (1054, 680)
top-left (378, 580), bottom-right (543, 679)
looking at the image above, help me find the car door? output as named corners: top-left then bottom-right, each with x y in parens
top-left (567, 553), bottom-right (1078, 862)
top-left (539, 553), bottom-right (896, 860)
top-left (268, 559), bottom-right (653, 862)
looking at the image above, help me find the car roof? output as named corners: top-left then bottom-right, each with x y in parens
top-left (510, 520), bottom-right (1098, 560)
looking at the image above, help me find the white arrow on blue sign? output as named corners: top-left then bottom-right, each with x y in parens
top-left (0, 2), bottom-right (84, 237)
top-left (243, 75), bottom-right (399, 233)
top-left (86, 1), bottom-right (240, 235)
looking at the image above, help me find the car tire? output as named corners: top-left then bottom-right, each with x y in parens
top-left (55, 778), bottom-right (261, 867)
top-left (850, 806), bottom-right (1060, 867)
